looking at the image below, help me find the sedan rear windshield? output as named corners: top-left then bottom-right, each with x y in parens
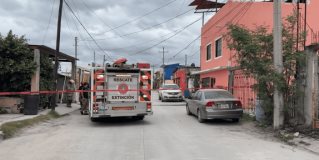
top-left (204, 91), bottom-right (234, 99)
top-left (162, 85), bottom-right (179, 89)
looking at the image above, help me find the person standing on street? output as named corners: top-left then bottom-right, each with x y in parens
top-left (65, 79), bottom-right (75, 107)
top-left (80, 82), bottom-right (90, 115)
top-left (78, 82), bottom-right (84, 108)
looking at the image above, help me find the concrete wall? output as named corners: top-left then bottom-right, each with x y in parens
top-left (0, 97), bottom-right (23, 114)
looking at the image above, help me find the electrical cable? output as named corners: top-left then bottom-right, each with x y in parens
top-left (99, 0), bottom-right (178, 35)
top-left (132, 17), bottom-right (201, 55)
top-left (64, 0), bottom-right (113, 61)
top-left (172, 35), bottom-right (201, 58)
top-left (42, 0), bottom-right (56, 44)
top-left (119, 9), bottom-right (194, 38)
top-left (166, 2), bottom-right (252, 62)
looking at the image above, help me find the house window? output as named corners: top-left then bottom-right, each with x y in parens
top-left (215, 38), bottom-right (222, 58)
top-left (210, 78), bottom-right (216, 88)
top-left (202, 78), bottom-right (210, 88)
top-left (206, 44), bottom-right (211, 61)
top-left (202, 77), bottom-right (216, 88)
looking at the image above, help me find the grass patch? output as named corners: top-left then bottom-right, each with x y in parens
top-left (241, 113), bottom-right (255, 122)
top-left (0, 110), bottom-right (61, 139)
top-left (0, 108), bottom-right (8, 114)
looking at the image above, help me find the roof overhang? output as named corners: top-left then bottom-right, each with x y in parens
top-left (29, 45), bottom-right (78, 62)
top-left (191, 66), bottom-right (228, 75)
top-left (189, 0), bottom-right (225, 12)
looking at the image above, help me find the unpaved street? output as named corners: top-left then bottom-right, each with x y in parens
top-left (0, 93), bottom-right (318, 160)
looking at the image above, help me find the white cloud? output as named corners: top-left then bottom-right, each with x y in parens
top-left (0, 0), bottom-right (209, 71)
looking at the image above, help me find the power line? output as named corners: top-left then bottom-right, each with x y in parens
top-left (81, 8), bottom-right (194, 41)
top-left (64, 0), bottom-right (97, 58)
top-left (166, 3), bottom-right (252, 62)
top-left (133, 17), bottom-right (201, 55)
top-left (42, 0), bottom-right (56, 44)
top-left (64, 0), bottom-right (113, 61)
top-left (78, 0), bottom-right (122, 38)
top-left (172, 35), bottom-right (201, 58)
top-left (119, 9), bottom-right (194, 38)
top-left (99, 0), bottom-right (178, 35)
top-left (78, 0), bottom-right (141, 53)
top-left (102, 22), bottom-right (200, 51)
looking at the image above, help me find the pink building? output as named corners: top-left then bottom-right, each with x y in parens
top-left (198, 0), bottom-right (319, 109)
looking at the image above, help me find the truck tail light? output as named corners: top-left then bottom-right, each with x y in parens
top-left (206, 101), bottom-right (215, 108)
top-left (93, 104), bottom-right (99, 113)
top-left (147, 103), bottom-right (152, 111)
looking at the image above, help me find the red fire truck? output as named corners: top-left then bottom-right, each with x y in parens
top-left (89, 58), bottom-right (153, 121)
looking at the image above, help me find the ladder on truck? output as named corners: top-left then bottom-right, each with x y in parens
top-left (90, 67), bottom-right (106, 115)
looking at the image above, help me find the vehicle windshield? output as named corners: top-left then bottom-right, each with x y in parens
top-left (162, 84), bottom-right (179, 89)
top-left (204, 91), bottom-right (234, 99)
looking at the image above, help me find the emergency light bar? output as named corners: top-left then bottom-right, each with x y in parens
top-left (115, 75), bottom-right (132, 77)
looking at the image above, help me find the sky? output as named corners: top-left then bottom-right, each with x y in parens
top-left (0, 0), bottom-right (223, 72)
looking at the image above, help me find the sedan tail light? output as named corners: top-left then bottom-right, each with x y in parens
top-left (206, 101), bottom-right (215, 107)
top-left (234, 101), bottom-right (242, 108)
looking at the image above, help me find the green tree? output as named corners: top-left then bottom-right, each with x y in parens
top-left (39, 53), bottom-right (54, 108)
top-left (0, 30), bottom-right (36, 92)
top-left (226, 13), bottom-right (305, 124)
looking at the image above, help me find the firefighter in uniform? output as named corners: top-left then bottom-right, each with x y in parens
top-left (80, 82), bottom-right (90, 115)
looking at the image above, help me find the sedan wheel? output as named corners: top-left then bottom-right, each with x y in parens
top-left (186, 104), bottom-right (191, 115)
top-left (197, 109), bottom-right (205, 123)
top-left (232, 118), bottom-right (239, 123)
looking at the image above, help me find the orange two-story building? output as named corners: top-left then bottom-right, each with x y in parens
top-left (198, 0), bottom-right (319, 109)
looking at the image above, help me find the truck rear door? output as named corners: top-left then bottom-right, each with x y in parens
top-left (106, 69), bottom-right (139, 103)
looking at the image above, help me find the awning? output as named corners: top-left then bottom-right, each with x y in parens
top-left (190, 66), bottom-right (228, 75)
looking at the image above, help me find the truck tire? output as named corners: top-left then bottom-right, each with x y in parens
top-left (90, 117), bottom-right (98, 122)
top-left (133, 116), bottom-right (145, 120)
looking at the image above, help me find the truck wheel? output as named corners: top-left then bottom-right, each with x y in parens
top-left (133, 116), bottom-right (144, 120)
top-left (90, 117), bottom-right (98, 122)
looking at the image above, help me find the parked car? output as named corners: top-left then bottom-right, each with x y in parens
top-left (185, 89), bottom-right (243, 123)
top-left (158, 84), bottom-right (183, 102)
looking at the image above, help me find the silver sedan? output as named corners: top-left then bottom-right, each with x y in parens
top-left (185, 89), bottom-right (243, 123)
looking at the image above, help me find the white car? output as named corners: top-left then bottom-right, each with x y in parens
top-left (158, 84), bottom-right (183, 102)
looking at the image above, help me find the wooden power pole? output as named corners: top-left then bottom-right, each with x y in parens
top-left (52, 0), bottom-right (63, 111)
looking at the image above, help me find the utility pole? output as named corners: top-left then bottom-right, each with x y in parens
top-left (75, 37), bottom-right (78, 60)
top-left (74, 36), bottom-right (78, 84)
top-left (185, 54), bottom-right (188, 66)
top-left (160, 47), bottom-right (168, 85)
top-left (162, 47), bottom-right (165, 65)
top-left (151, 65), bottom-right (155, 89)
top-left (93, 50), bottom-right (96, 67)
top-left (202, 13), bottom-right (205, 26)
top-left (273, 0), bottom-right (284, 129)
top-left (103, 55), bottom-right (106, 67)
top-left (52, 0), bottom-right (63, 111)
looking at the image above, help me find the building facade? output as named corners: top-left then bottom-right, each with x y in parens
top-left (173, 65), bottom-right (200, 95)
top-left (199, 1), bottom-right (319, 109)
